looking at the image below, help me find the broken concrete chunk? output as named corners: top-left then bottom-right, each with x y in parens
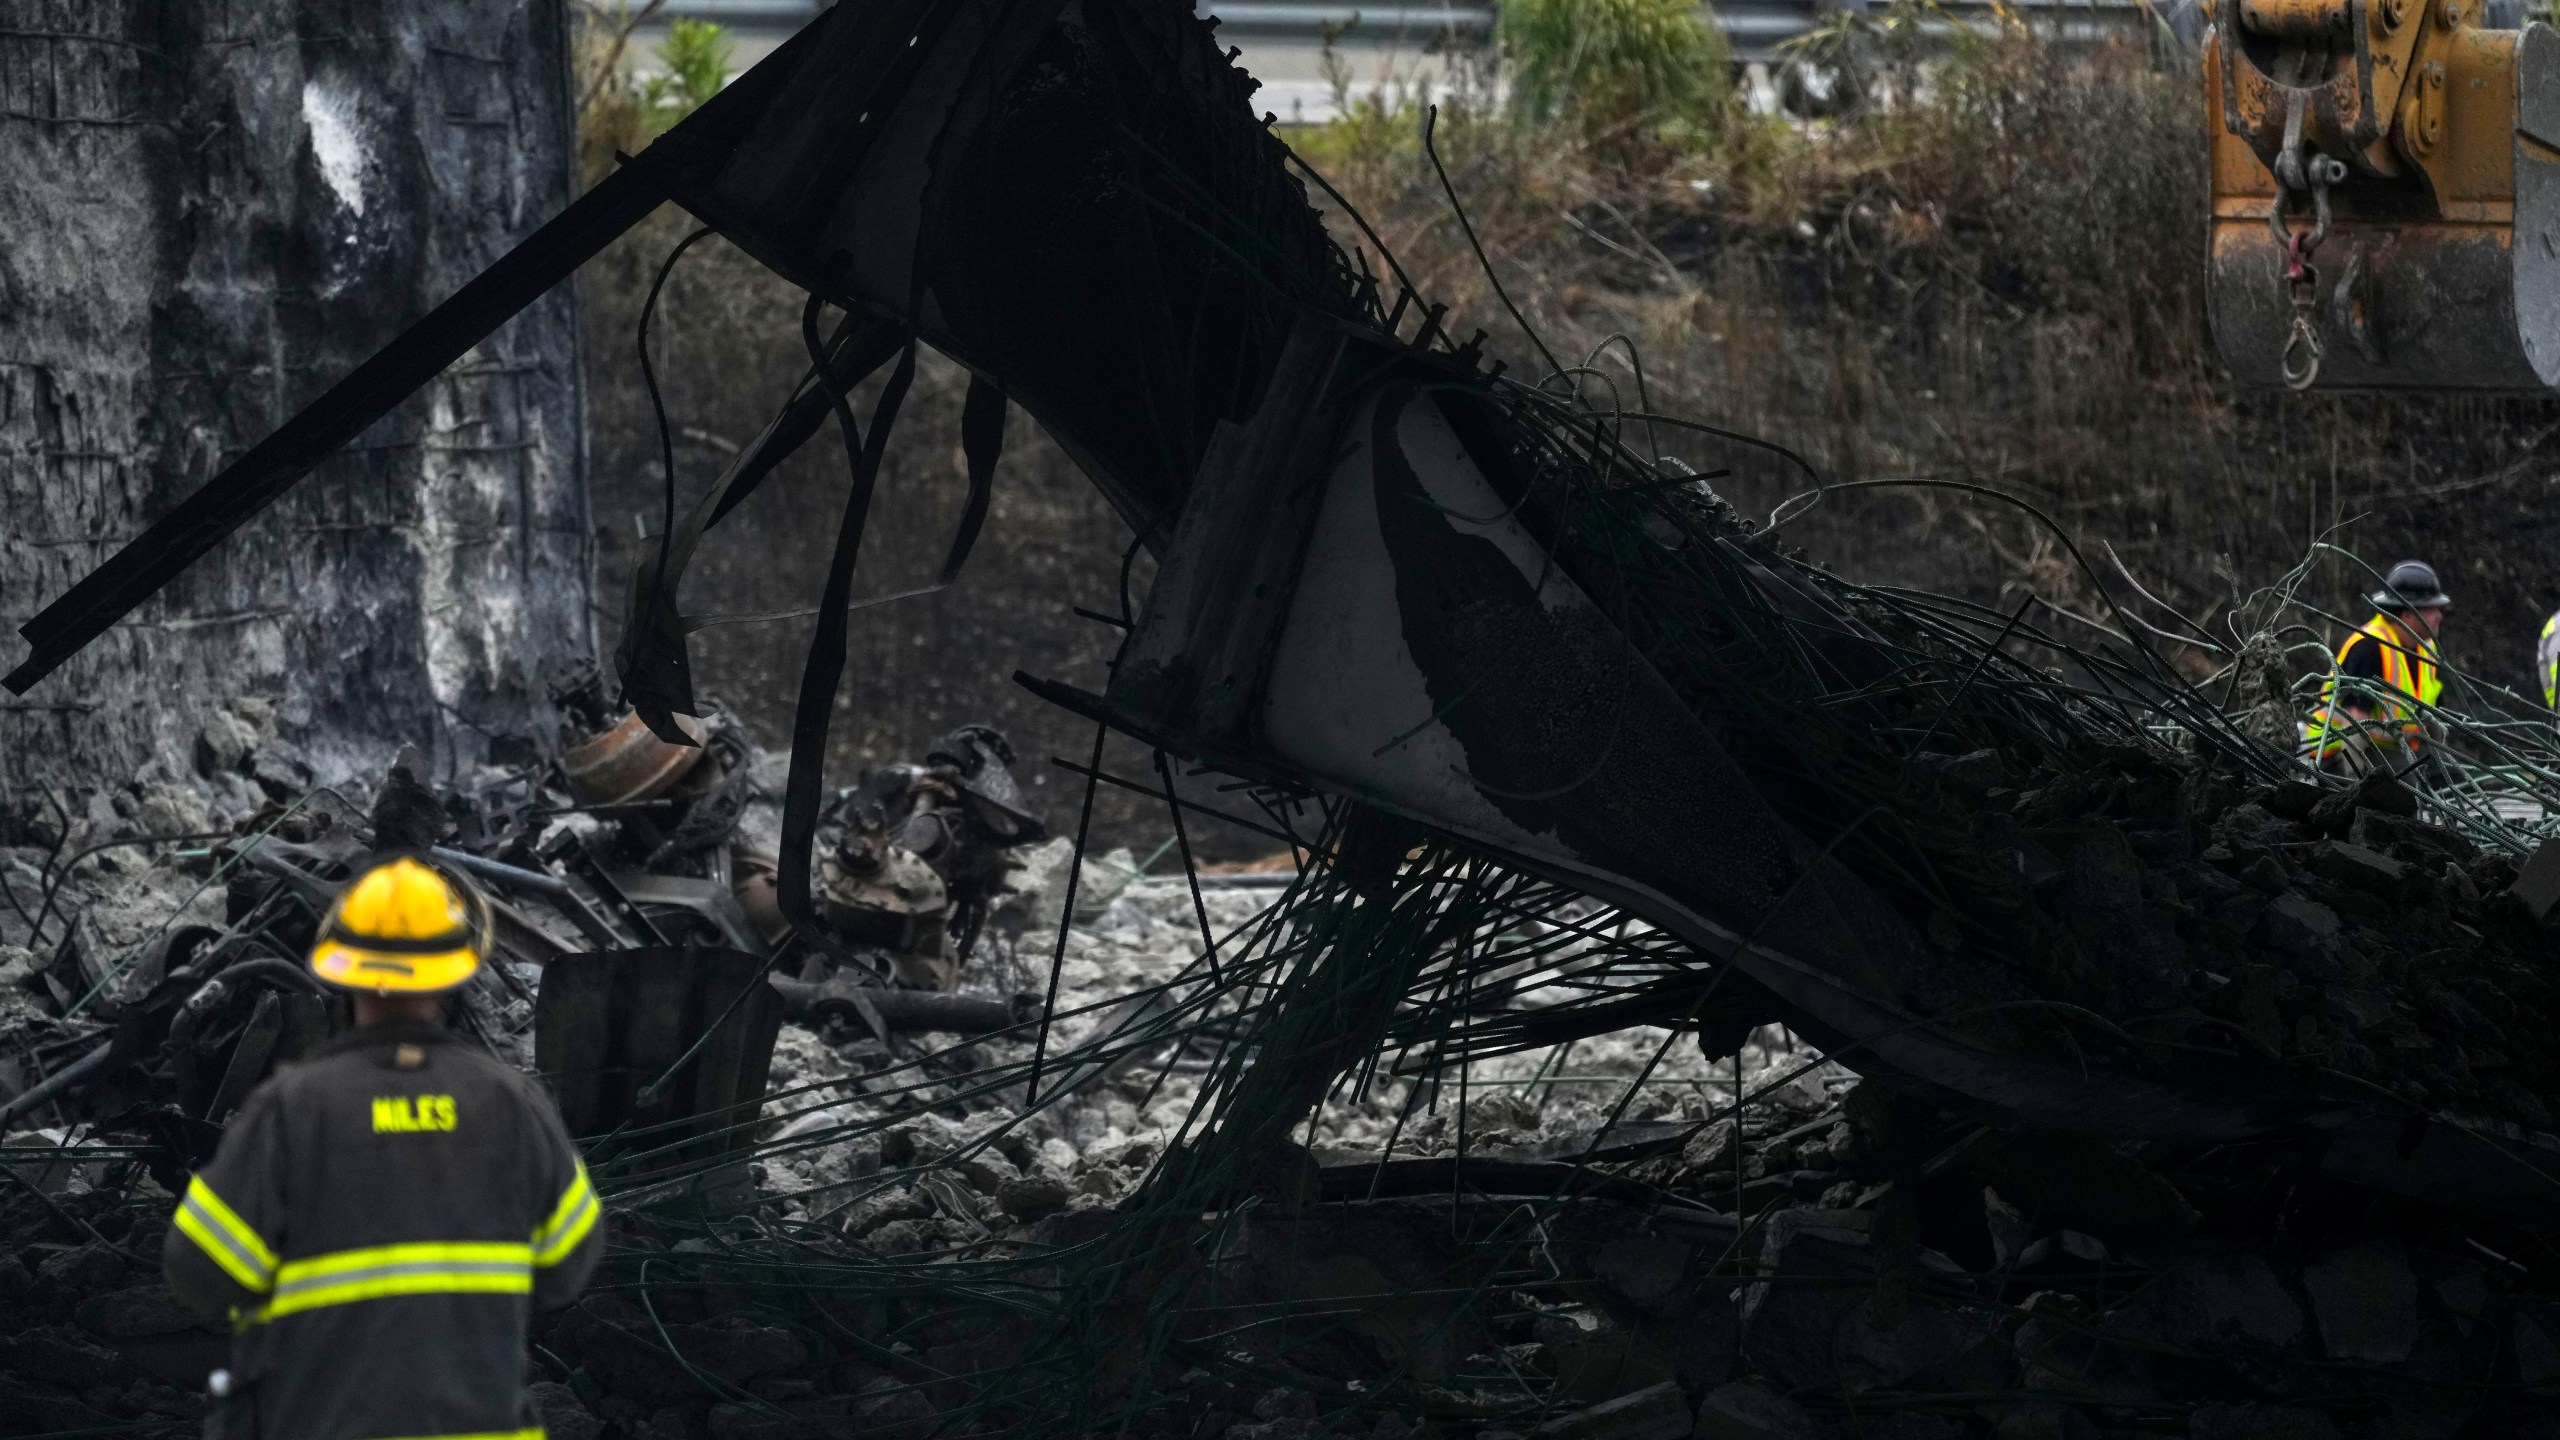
top-left (1680, 1119), bottom-right (1737, 1172)
top-left (2302, 1239), bottom-right (2417, 1364)
top-left (864, 1218), bottom-right (940, 1256)
top-left (1980, 812), bottom-right (2062, 889)
top-left (840, 1187), bottom-right (935, 1236)
top-left (1542, 1330), bottom-right (1673, 1406)
top-left (1692, 1382), bottom-right (1815, 1440)
top-left (132, 783), bottom-right (211, 840)
top-left (2188, 1402), bottom-right (2342, 1440)
top-left (2210, 965), bottom-right (2286, 1054)
top-left (2513, 1309), bottom-right (2560, 1393)
top-left (1985, 1187), bottom-right (2030, 1269)
top-left (2510, 838), bottom-right (2560, 921)
top-left (1592, 1233), bottom-right (1694, 1316)
top-left (1966, 1135), bottom-right (2198, 1249)
top-left (1858, 1419), bottom-right (1964, 1440)
top-left (1988, 1401), bottom-right (2100, 1440)
top-left (0, 1376), bottom-right (111, 1435)
top-left (1531, 1379), bottom-right (1691, 1440)
top-left (2110, 1253), bottom-right (2304, 1354)
top-left (73, 1283), bottom-right (212, 1340)
top-left (2058, 829), bottom-right (2147, 913)
top-left (2012, 1292), bottom-right (2155, 1406)
top-left (2417, 1252), bottom-right (2490, 1327)
top-left (1028, 1204), bottom-right (1116, 1250)
top-left (2013, 1229), bottom-right (2107, 1269)
top-left (2255, 893), bottom-right (2342, 957)
top-left (948, 1148), bottom-right (1020, 1194)
top-left (528, 1381), bottom-right (604, 1440)
top-left (0, 1251), bottom-right (39, 1302)
top-left (1653, 1296), bottom-right (1740, 1390)
top-left (1738, 1210), bottom-right (1880, 1390)
top-left (2349, 808), bottom-right (2474, 861)
top-left (194, 709), bottom-right (259, 776)
top-left (1832, 1291), bottom-right (1997, 1391)
top-left (994, 1172), bottom-right (1071, 1221)
top-left (2213, 802), bottom-right (2292, 852)
top-left (2312, 840), bottom-right (2406, 893)
top-left (667, 1321), bottom-right (806, 1386)
top-left (2323, 987), bottom-right (2395, 1034)
top-left (0, 1326), bottom-right (133, 1390)
top-left (549, 1305), bottom-right (700, 1408)
top-left (850, 1377), bottom-right (938, 1440)
top-left (2267, 781), bottom-right (2327, 820)
top-left (1918, 748), bottom-right (2008, 794)
top-left (2351, 775), bottom-right (2419, 818)
top-left (35, 1241), bottom-right (126, 1292)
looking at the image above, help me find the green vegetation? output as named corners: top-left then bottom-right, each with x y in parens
top-left (573, 6), bottom-right (736, 184)
top-left (1496, 0), bottom-right (1732, 148)
top-left (643, 17), bottom-right (735, 116)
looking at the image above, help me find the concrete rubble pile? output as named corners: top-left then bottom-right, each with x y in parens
top-left (1866, 739), bottom-right (2560, 1131)
top-left (1, 675), bottom-right (2558, 1440)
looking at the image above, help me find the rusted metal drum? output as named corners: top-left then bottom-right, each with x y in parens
top-left (562, 711), bottom-right (708, 805)
top-left (730, 851), bottom-right (792, 944)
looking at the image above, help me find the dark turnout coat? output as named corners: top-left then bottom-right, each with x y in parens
top-left (164, 1021), bottom-right (601, 1440)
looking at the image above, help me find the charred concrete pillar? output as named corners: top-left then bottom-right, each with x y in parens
top-left (0, 0), bottom-right (589, 795)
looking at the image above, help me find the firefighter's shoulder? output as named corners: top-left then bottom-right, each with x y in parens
top-left (265, 1029), bottom-right (550, 1130)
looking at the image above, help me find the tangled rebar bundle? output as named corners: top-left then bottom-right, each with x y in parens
top-left (7, 1), bottom-right (2560, 1434)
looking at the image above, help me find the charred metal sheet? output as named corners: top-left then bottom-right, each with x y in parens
top-left (1084, 350), bottom-right (2560, 1223)
top-left (606, 871), bottom-right (770, 958)
top-left (1110, 313), bottom-right (1361, 744)
top-left (534, 944), bottom-right (783, 1173)
top-left (765, 975), bottom-right (1033, 1035)
top-left (1242, 371), bottom-right (2258, 1135)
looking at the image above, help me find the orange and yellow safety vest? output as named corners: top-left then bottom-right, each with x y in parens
top-left (2303, 612), bottom-right (2442, 760)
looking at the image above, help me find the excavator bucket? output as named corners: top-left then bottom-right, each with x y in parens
top-left (2208, 12), bottom-right (2560, 391)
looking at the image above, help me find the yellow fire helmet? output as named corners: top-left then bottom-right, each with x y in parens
top-left (309, 855), bottom-right (490, 994)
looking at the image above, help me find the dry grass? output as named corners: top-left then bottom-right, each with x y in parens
top-left (1297, 20), bottom-right (2560, 699)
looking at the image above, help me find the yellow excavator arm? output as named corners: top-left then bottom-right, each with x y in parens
top-left (2209, 0), bottom-right (2560, 389)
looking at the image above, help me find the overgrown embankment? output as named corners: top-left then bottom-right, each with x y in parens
top-left (1300, 20), bottom-right (2560, 707)
top-left (570, 11), bottom-right (2560, 850)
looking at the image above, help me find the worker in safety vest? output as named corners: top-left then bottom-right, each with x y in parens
top-left (2303, 560), bottom-right (2449, 774)
top-left (164, 855), bottom-right (601, 1440)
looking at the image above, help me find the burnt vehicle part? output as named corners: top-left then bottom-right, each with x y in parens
top-left (534, 944), bottom-right (784, 1178)
top-left (820, 723), bottom-right (1047, 978)
top-left (765, 972), bottom-right (1037, 1036)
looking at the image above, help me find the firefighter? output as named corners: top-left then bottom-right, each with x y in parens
top-left (164, 855), bottom-right (601, 1440)
top-left (2303, 560), bottom-right (2450, 775)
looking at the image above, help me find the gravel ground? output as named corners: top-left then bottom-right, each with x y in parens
top-left (753, 844), bottom-right (1843, 1232)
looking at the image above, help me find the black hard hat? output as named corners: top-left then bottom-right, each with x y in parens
top-left (2369, 560), bottom-right (2451, 611)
